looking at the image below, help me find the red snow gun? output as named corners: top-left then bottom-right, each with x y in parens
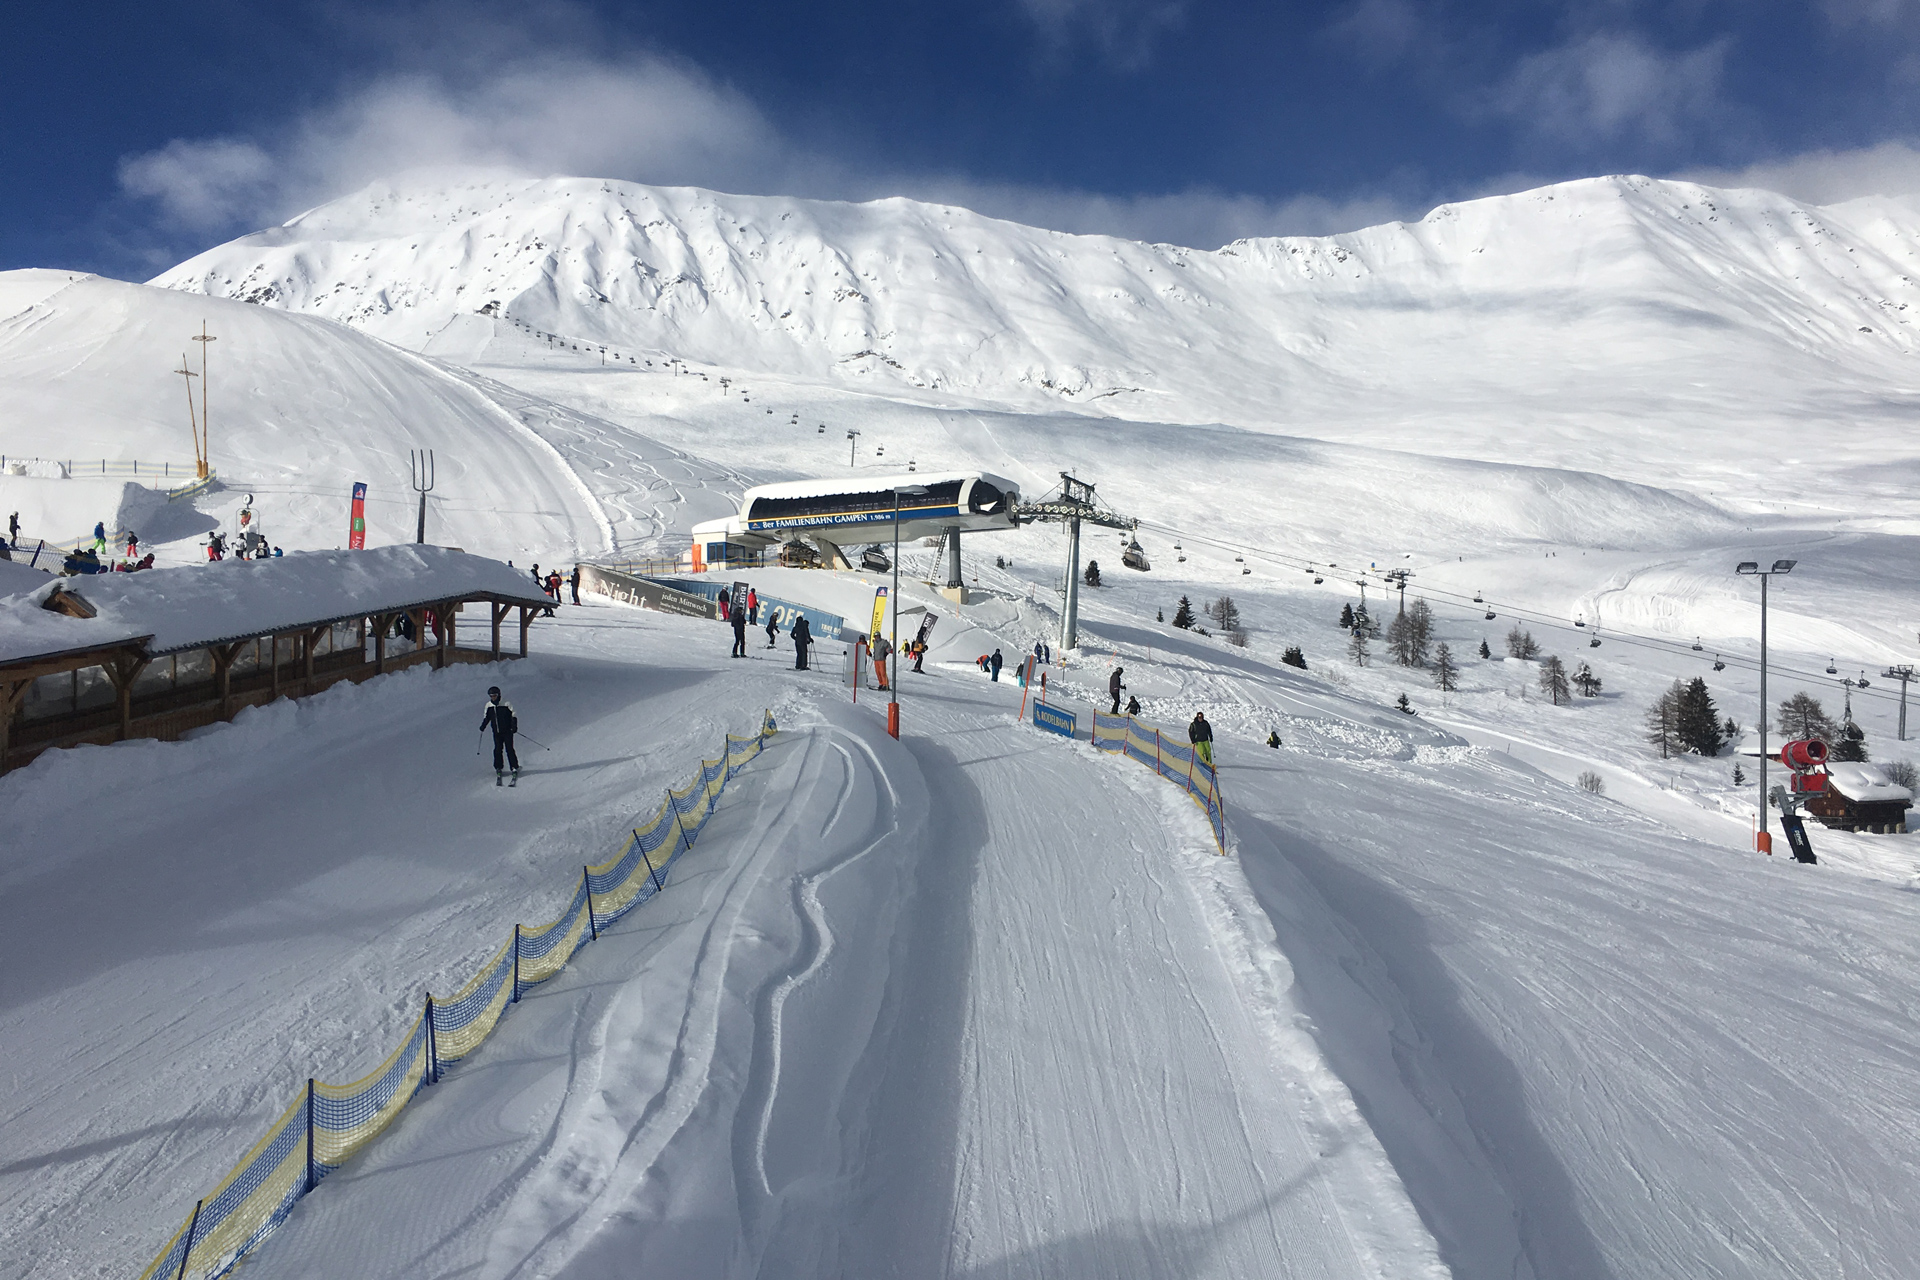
top-left (1780, 739), bottom-right (1829, 771)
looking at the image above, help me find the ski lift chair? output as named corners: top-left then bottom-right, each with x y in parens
top-left (1484, 609), bottom-right (1496, 620)
top-left (1314, 576), bottom-right (1324, 584)
top-left (1712, 655), bottom-right (1726, 671)
top-left (1859, 672), bottom-right (1872, 688)
top-left (1692, 638), bottom-right (1705, 651)
top-left (1473, 592), bottom-right (1483, 603)
top-left (1827, 659), bottom-right (1839, 674)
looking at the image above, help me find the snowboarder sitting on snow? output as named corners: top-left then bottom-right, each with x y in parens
top-left (1109, 667), bottom-right (1124, 714)
top-left (1267, 730), bottom-right (1281, 749)
top-left (1126, 695), bottom-right (1141, 717)
top-left (481, 686), bottom-right (520, 778)
top-left (1189, 712), bottom-right (1214, 767)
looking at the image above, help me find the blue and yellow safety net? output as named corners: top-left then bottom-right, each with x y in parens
top-left (139, 710), bottom-right (778, 1280)
top-left (1089, 712), bottom-right (1228, 854)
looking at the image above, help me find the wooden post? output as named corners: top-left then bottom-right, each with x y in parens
top-left (303, 625), bottom-right (325, 687)
top-left (374, 615), bottom-right (388, 674)
top-left (107, 654), bottom-right (149, 740)
top-left (435, 601), bottom-right (450, 669)
top-left (519, 605), bottom-right (531, 657)
top-left (213, 642), bottom-right (242, 718)
top-left (270, 634), bottom-right (280, 697)
top-left (0, 676), bottom-right (28, 773)
top-left (491, 602), bottom-right (507, 658)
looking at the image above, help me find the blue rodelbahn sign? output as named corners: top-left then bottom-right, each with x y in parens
top-left (1032, 702), bottom-right (1077, 738)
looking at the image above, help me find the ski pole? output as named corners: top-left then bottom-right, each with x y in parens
top-left (476, 733), bottom-right (483, 755)
top-left (516, 733), bottom-right (554, 751)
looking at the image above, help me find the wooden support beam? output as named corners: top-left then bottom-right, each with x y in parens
top-left (271, 634), bottom-right (280, 698)
top-left (212, 642), bottom-right (245, 718)
top-left (303, 624), bottom-right (326, 686)
top-left (491, 602), bottom-right (510, 659)
top-left (105, 653), bottom-right (151, 740)
top-left (0, 676), bottom-right (30, 773)
top-left (519, 605), bottom-right (531, 658)
top-left (374, 614), bottom-right (389, 674)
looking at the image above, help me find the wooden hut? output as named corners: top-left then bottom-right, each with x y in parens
top-left (1802, 762), bottom-right (1913, 834)
top-left (1, 546), bottom-right (553, 774)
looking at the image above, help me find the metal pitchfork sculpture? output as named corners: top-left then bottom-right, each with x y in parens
top-left (410, 449), bottom-right (436, 545)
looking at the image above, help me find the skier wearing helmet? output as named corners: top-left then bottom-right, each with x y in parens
top-left (480, 686), bottom-right (520, 781)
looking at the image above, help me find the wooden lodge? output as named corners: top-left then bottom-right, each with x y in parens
top-left (1802, 762), bottom-right (1913, 834)
top-left (1, 546), bottom-right (554, 775)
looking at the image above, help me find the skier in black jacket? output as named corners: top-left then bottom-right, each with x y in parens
top-left (1109, 667), bottom-right (1124, 714)
top-left (1188, 711), bottom-right (1214, 767)
top-left (481, 686), bottom-right (520, 778)
top-left (791, 615), bottom-right (813, 670)
top-left (730, 605), bottom-right (748, 658)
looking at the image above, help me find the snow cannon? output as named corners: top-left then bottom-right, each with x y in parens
top-left (1780, 739), bottom-right (1829, 771)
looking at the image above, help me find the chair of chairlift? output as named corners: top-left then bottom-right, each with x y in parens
top-left (1485, 609), bottom-right (1496, 620)
top-left (1712, 656), bottom-right (1726, 671)
top-left (1827, 659), bottom-right (1839, 674)
top-left (1575, 619), bottom-right (1586, 628)
top-left (1859, 673), bottom-right (1872, 688)
top-left (1473, 592), bottom-right (1483, 603)
top-left (1314, 576), bottom-right (1324, 584)
top-left (1242, 566), bottom-right (1252, 575)
top-left (1692, 639), bottom-right (1704, 651)
top-left (1589, 636), bottom-right (1601, 648)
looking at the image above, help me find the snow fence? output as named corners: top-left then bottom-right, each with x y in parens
top-left (1088, 711), bottom-right (1228, 854)
top-left (137, 710), bottom-right (779, 1280)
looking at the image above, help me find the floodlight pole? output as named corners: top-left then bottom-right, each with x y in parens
top-left (888, 484), bottom-right (927, 738)
top-left (848, 430), bottom-right (861, 469)
top-left (192, 323), bottom-right (216, 478)
top-left (1738, 559), bottom-right (1796, 855)
top-left (175, 357), bottom-right (200, 474)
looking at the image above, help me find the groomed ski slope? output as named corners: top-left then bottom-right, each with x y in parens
top-left (9, 582), bottom-right (1920, 1279)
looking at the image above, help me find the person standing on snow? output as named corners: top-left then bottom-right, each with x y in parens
top-left (911, 639), bottom-right (926, 673)
top-left (731, 603), bottom-right (748, 658)
top-left (1109, 667), bottom-right (1124, 714)
top-left (7, 511), bottom-right (18, 549)
top-left (717, 586), bottom-right (731, 622)
top-left (570, 564), bottom-right (582, 606)
top-left (989, 648), bottom-right (1003, 682)
top-left (765, 611), bottom-right (781, 649)
top-left (791, 614), bottom-right (813, 669)
top-left (747, 587), bottom-right (758, 625)
top-left (92, 521), bottom-right (107, 557)
top-left (481, 686), bottom-right (521, 779)
top-left (1189, 711), bottom-right (1214, 767)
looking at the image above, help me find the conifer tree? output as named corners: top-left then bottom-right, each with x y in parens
top-left (1644, 680), bottom-right (1684, 758)
top-left (1479, 639), bottom-right (1491, 660)
top-left (1506, 625), bottom-right (1540, 660)
top-left (1675, 678), bottom-right (1724, 756)
top-left (1396, 692), bottom-right (1413, 714)
top-left (1433, 642), bottom-right (1458, 691)
top-left (1778, 692), bottom-right (1837, 742)
top-left (1386, 611), bottom-right (1415, 666)
top-left (1406, 599), bottom-right (1434, 666)
top-left (1281, 646), bottom-right (1308, 669)
top-left (1339, 602), bottom-right (1354, 629)
top-left (1172, 596), bottom-right (1195, 629)
top-left (1539, 655), bottom-right (1570, 705)
top-left (1348, 629), bottom-right (1370, 665)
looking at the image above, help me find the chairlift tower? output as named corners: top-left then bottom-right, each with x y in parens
top-left (191, 323), bottom-right (216, 478)
top-left (1012, 472), bottom-right (1136, 651)
top-left (1885, 664), bottom-right (1916, 740)
top-left (1383, 568), bottom-right (1414, 615)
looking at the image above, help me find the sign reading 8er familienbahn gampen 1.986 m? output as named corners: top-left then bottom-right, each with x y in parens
top-left (1033, 702), bottom-right (1077, 738)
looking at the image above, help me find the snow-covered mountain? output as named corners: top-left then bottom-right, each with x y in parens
top-left (0, 269), bottom-right (741, 561)
top-left (152, 173), bottom-right (1920, 501)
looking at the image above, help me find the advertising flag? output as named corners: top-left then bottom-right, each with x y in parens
top-left (348, 482), bottom-right (368, 549)
top-left (870, 586), bottom-right (889, 645)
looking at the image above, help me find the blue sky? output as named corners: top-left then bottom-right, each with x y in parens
top-left (8, 0), bottom-right (1920, 278)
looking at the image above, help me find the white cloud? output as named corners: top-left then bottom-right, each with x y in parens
top-left (120, 51), bottom-right (785, 232)
top-left (1679, 140), bottom-right (1920, 204)
top-left (1489, 31), bottom-right (1730, 149)
top-left (1014, 0), bottom-right (1190, 68)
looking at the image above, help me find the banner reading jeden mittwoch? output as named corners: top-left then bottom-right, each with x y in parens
top-left (870, 586), bottom-right (888, 646)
